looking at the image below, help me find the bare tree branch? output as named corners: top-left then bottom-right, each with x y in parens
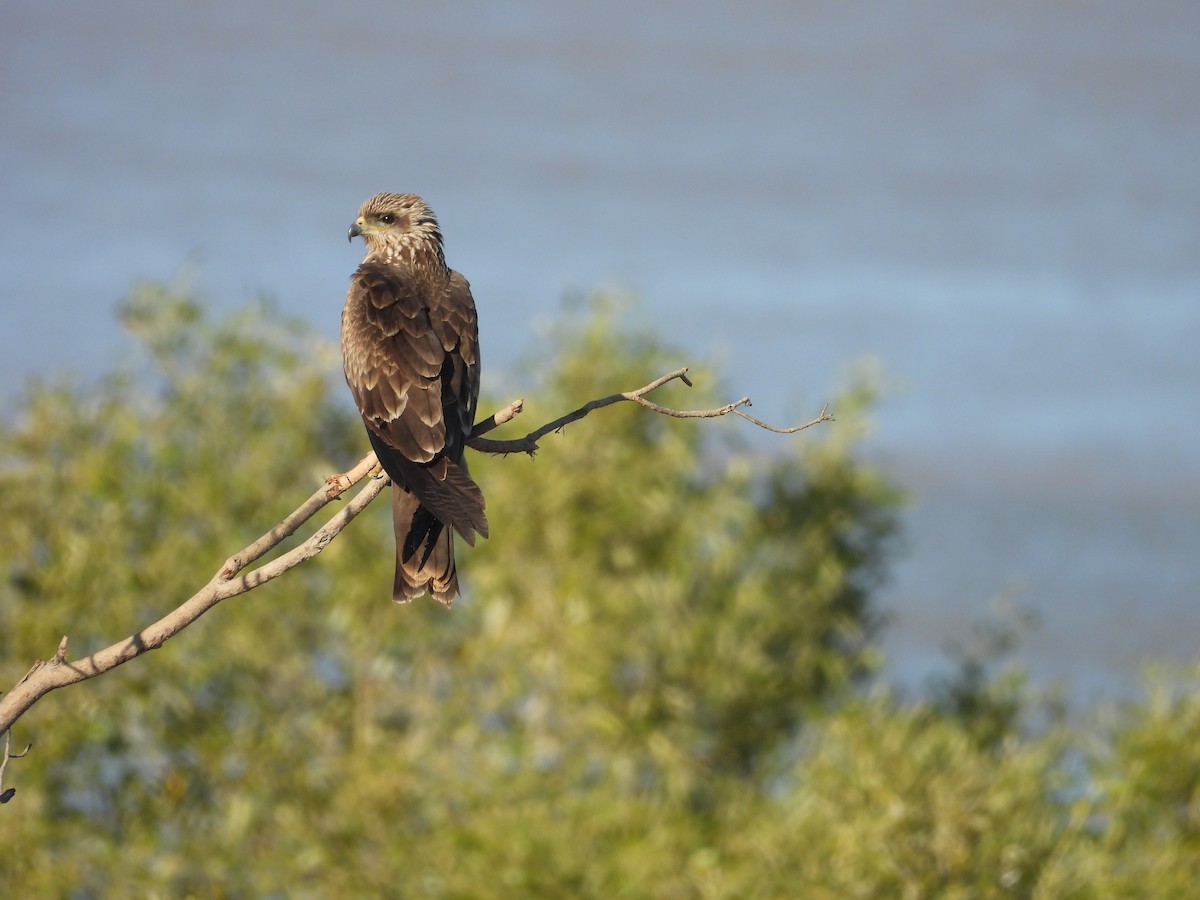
top-left (468, 366), bottom-right (830, 455)
top-left (0, 459), bottom-right (386, 737)
top-left (0, 367), bottom-right (829, 750)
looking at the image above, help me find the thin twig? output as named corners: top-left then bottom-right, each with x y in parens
top-left (731, 401), bottom-right (834, 434)
top-left (0, 729), bottom-right (32, 803)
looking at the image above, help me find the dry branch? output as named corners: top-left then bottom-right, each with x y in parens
top-left (467, 366), bottom-right (831, 455)
top-left (0, 368), bottom-right (829, 753)
top-left (0, 463), bottom-right (387, 738)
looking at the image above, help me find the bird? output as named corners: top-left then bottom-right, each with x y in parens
top-left (341, 192), bottom-right (487, 605)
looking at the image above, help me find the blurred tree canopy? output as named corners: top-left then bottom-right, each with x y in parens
top-left (1, 283), bottom-right (1199, 896)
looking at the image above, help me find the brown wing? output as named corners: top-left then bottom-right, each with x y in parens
top-left (429, 269), bottom-right (480, 466)
top-left (342, 262), bottom-right (486, 541)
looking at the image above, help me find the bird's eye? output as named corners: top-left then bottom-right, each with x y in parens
top-left (379, 213), bottom-right (395, 224)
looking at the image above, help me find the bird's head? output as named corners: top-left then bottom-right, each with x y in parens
top-left (349, 192), bottom-right (445, 266)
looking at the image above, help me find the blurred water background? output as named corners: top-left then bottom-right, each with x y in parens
top-left (3, 0), bottom-right (1197, 703)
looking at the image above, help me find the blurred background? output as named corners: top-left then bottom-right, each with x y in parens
top-left (3, 0), bottom-right (1198, 701)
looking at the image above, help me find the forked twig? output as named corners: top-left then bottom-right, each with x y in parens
top-left (469, 366), bottom-right (830, 455)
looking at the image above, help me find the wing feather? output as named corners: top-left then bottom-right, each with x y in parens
top-left (342, 261), bottom-right (486, 542)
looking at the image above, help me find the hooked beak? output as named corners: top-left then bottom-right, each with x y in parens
top-left (348, 221), bottom-right (363, 242)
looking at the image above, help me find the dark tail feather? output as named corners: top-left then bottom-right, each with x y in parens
top-left (391, 485), bottom-right (458, 605)
top-left (367, 430), bottom-right (488, 545)
top-left (401, 457), bottom-right (488, 546)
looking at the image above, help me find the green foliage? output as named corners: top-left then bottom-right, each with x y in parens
top-left (1040, 666), bottom-right (1200, 896)
top-left (721, 695), bottom-right (1078, 898)
top-left (1, 284), bottom-right (1198, 896)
